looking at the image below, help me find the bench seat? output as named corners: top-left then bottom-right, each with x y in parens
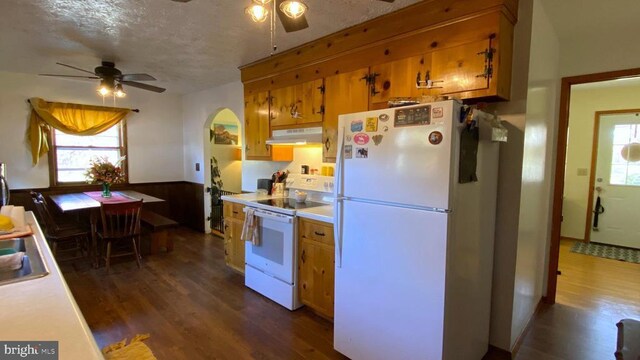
top-left (140, 209), bottom-right (178, 254)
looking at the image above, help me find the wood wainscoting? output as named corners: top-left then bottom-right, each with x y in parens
top-left (10, 181), bottom-right (205, 232)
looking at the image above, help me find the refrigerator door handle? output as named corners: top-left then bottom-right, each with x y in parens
top-left (334, 197), bottom-right (343, 268)
top-left (334, 126), bottom-right (345, 268)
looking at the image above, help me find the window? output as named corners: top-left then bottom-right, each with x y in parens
top-left (610, 123), bottom-right (640, 186)
top-left (50, 123), bottom-right (127, 185)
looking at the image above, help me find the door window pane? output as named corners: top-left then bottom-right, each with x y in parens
top-left (609, 124), bottom-right (640, 186)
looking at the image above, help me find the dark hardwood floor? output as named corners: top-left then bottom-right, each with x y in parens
top-left (62, 230), bottom-right (633, 360)
top-left (62, 227), bottom-right (345, 360)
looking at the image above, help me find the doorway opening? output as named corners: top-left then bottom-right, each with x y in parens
top-left (548, 68), bottom-right (640, 320)
top-left (203, 108), bottom-right (242, 236)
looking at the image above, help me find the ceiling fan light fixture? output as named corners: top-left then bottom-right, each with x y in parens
top-left (280, 0), bottom-right (307, 19)
top-left (114, 83), bottom-right (126, 98)
top-left (251, 0), bottom-right (272, 5)
top-left (246, 4), bottom-right (269, 23)
top-left (97, 79), bottom-right (113, 96)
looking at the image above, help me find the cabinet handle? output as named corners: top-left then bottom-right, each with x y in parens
top-left (233, 211), bottom-right (239, 214)
top-left (314, 231), bottom-right (326, 237)
top-left (301, 249), bottom-right (306, 263)
top-left (324, 137), bottom-right (331, 151)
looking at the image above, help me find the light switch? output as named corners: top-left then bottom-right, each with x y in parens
top-left (195, 163), bottom-right (200, 171)
top-left (577, 168), bottom-right (588, 176)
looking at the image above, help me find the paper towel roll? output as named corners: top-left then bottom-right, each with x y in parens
top-left (10, 206), bottom-right (25, 229)
top-left (0, 205), bottom-right (14, 217)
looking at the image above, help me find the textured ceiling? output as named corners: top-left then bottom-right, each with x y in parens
top-left (0, 0), bottom-right (421, 94)
top-left (540, 0), bottom-right (640, 42)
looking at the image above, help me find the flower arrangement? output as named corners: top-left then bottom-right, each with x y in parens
top-left (85, 156), bottom-right (126, 185)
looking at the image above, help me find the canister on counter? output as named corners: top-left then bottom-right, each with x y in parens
top-left (301, 165), bottom-right (309, 174)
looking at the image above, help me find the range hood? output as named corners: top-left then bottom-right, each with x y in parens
top-left (266, 127), bottom-right (323, 145)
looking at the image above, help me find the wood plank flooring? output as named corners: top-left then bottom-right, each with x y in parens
top-left (62, 232), bottom-right (640, 360)
top-left (515, 239), bottom-right (640, 360)
top-left (61, 227), bottom-right (346, 360)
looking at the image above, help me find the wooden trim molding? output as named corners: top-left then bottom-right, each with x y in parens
top-left (546, 67), bottom-right (640, 303)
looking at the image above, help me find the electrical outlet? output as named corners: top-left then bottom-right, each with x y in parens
top-left (195, 163), bottom-right (200, 171)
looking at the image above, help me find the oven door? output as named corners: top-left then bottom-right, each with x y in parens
top-left (244, 207), bottom-right (295, 284)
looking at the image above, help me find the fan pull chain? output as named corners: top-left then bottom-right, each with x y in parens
top-left (270, 0), bottom-right (277, 54)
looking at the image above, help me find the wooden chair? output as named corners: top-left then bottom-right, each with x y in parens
top-left (97, 200), bottom-right (143, 272)
top-left (30, 191), bottom-right (89, 261)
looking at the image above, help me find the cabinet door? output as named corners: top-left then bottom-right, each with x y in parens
top-left (223, 219), bottom-right (234, 268)
top-left (299, 239), bottom-right (335, 319)
top-left (244, 91), bottom-right (271, 160)
top-left (230, 220), bottom-right (245, 273)
top-left (270, 85), bottom-right (298, 127)
top-left (369, 55), bottom-right (425, 109)
top-left (323, 67), bottom-right (370, 163)
top-left (271, 79), bottom-right (324, 127)
top-left (430, 39), bottom-right (491, 95)
top-left (298, 78), bottom-right (324, 125)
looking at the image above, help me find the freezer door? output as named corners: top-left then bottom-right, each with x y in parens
top-left (338, 101), bottom-right (459, 210)
top-left (334, 199), bottom-right (448, 360)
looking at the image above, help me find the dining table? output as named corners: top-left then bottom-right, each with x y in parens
top-left (48, 190), bottom-right (164, 266)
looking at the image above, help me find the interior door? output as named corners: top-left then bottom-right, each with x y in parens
top-left (590, 113), bottom-right (640, 249)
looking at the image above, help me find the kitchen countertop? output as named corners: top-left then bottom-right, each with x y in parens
top-left (295, 205), bottom-right (333, 224)
top-left (0, 212), bottom-right (103, 359)
top-left (222, 193), bottom-right (334, 224)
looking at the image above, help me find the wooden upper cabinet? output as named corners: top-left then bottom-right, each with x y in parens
top-left (270, 79), bottom-right (325, 129)
top-left (430, 38), bottom-right (492, 96)
top-left (323, 68), bottom-right (370, 163)
top-left (369, 55), bottom-right (427, 109)
top-left (244, 91), bottom-right (271, 160)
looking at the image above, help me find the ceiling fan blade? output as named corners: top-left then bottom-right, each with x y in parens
top-left (39, 74), bottom-right (100, 79)
top-left (122, 80), bottom-right (166, 93)
top-left (121, 73), bottom-right (157, 81)
top-left (55, 62), bottom-right (97, 75)
top-left (378, 0), bottom-right (396, 2)
top-left (276, 0), bottom-right (309, 33)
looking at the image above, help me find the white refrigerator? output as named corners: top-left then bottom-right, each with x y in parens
top-left (333, 100), bottom-right (500, 360)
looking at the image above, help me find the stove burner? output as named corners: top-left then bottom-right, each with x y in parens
top-left (253, 198), bottom-right (326, 210)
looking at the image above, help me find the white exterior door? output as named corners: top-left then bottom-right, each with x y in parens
top-left (591, 113), bottom-right (640, 249)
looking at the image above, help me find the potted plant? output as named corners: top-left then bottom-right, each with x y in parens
top-left (85, 156), bottom-right (126, 198)
top-left (210, 157), bottom-right (224, 205)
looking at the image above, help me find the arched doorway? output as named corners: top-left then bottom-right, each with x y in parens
top-left (203, 108), bottom-right (242, 235)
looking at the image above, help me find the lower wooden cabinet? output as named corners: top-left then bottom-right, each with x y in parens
top-left (223, 202), bottom-right (245, 274)
top-left (298, 217), bottom-right (335, 319)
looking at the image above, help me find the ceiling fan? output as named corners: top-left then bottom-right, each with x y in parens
top-left (39, 61), bottom-right (166, 95)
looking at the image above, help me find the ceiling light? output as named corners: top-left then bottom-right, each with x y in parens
top-left (280, 0), bottom-right (307, 19)
top-left (246, 3), bottom-right (269, 23)
top-left (97, 79), bottom-right (112, 96)
top-left (114, 83), bottom-right (126, 98)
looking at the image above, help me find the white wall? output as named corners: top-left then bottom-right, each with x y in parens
top-left (487, 0), bottom-right (532, 350)
top-left (488, 0), bottom-right (560, 350)
top-left (561, 84), bottom-right (640, 239)
top-left (511, 0), bottom-right (560, 341)
top-left (0, 71), bottom-right (183, 189)
top-left (181, 80), bottom-right (245, 185)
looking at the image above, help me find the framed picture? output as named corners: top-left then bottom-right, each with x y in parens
top-left (211, 123), bottom-right (239, 145)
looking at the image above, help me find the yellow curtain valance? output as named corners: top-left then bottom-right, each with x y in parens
top-left (28, 97), bottom-right (132, 165)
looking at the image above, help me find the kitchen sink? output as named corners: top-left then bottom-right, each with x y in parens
top-left (0, 237), bottom-right (49, 286)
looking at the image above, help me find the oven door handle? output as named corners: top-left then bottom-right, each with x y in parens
top-left (245, 208), bottom-right (293, 223)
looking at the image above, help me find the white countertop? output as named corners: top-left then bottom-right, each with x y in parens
top-left (0, 212), bottom-right (103, 359)
top-left (222, 193), bottom-right (334, 224)
top-left (295, 205), bottom-right (334, 224)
